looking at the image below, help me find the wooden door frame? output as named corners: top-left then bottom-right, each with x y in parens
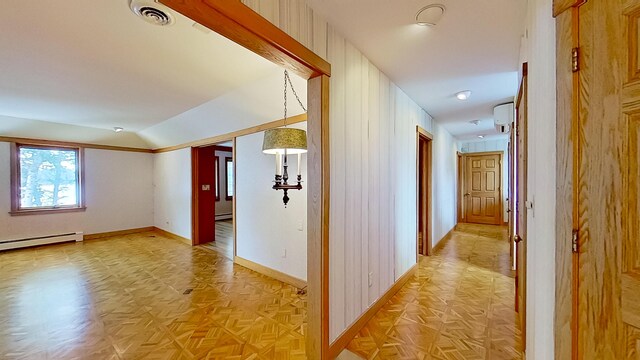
top-left (457, 151), bottom-right (463, 223)
top-left (416, 126), bottom-right (433, 258)
top-left (159, 1), bottom-right (331, 358)
top-left (461, 151), bottom-right (504, 225)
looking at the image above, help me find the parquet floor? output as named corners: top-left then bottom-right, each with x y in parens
top-left (0, 231), bottom-right (306, 359)
top-left (202, 219), bottom-right (234, 260)
top-left (346, 223), bottom-right (522, 360)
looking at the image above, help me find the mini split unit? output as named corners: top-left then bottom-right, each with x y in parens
top-left (493, 103), bottom-right (514, 134)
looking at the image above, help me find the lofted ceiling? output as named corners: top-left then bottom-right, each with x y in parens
top-left (0, 0), bottom-right (288, 138)
top-left (306, 0), bottom-right (526, 139)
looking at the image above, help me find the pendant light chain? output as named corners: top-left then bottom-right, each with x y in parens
top-left (283, 70), bottom-right (306, 127)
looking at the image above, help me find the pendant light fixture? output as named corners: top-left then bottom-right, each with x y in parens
top-left (262, 70), bottom-right (307, 206)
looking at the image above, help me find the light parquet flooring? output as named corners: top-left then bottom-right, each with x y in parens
top-left (346, 223), bottom-right (522, 360)
top-left (202, 220), bottom-right (234, 260)
top-left (0, 231), bottom-right (306, 360)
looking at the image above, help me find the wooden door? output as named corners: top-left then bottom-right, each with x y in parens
top-left (191, 145), bottom-right (217, 246)
top-left (554, 0), bottom-right (640, 358)
top-left (515, 63), bottom-right (527, 351)
top-left (508, 129), bottom-right (515, 269)
top-left (463, 152), bottom-right (502, 225)
top-left (416, 127), bottom-right (433, 256)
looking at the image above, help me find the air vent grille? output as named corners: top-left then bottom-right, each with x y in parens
top-left (130, 0), bottom-right (175, 26)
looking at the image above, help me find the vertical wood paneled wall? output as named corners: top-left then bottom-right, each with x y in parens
top-left (241, 0), bottom-right (435, 341)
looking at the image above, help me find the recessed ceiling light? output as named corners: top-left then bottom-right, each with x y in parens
top-left (114, 127), bottom-right (124, 133)
top-left (456, 90), bottom-right (472, 101)
top-left (469, 120), bottom-right (480, 126)
top-left (478, 135), bottom-right (485, 139)
top-left (415, 4), bottom-right (446, 26)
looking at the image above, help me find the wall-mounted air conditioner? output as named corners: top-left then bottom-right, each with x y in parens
top-left (493, 102), bottom-right (514, 134)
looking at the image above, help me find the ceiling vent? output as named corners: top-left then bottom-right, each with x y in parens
top-left (130, 0), bottom-right (175, 26)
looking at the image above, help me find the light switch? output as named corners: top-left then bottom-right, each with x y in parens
top-left (202, 184), bottom-right (210, 191)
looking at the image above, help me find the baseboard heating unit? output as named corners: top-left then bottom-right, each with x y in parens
top-left (0, 232), bottom-right (84, 251)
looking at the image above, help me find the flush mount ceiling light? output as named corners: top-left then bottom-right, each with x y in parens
top-left (415, 4), bottom-right (446, 26)
top-left (469, 120), bottom-right (480, 126)
top-left (478, 135), bottom-right (485, 139)
top-left (456, 90), bottom-right (472, 101)
top-left (113, 127), bottom-right (124, 133)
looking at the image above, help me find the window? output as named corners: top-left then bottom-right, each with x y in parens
top-left (225, 157), bottom-right (234, 200)
top-left (10, 143), bottom-right (85, 215)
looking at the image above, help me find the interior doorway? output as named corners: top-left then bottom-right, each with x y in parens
top-left (462, 151), bottom-right (503, 225)
top-left (417, 126), bottom-right (433, 256)
top-left (191, 142), bottom-right (235, 260)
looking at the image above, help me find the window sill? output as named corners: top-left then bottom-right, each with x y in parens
top-left (9, 207), bottom-right (87, 216)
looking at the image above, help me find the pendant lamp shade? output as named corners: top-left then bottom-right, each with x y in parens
top-left (262, 128), bottom-right (307, 154)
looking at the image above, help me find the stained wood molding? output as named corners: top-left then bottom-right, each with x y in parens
top-left (234, 256), bottom-right (307, 289)
top-left (159, 0), bottom-right (331, 79)
top-left (84, 227), bottom-right (155, 240)
top-left (328, 264), bottom-right (419, 359)
top-left (152, 113), bottom-right (307, 153)
top-left (432, 226), bottom-right (457, 254)
top-left (0, 136), bottom-right (152, 153)
top-left (153, 227), bottom-right (191, 246)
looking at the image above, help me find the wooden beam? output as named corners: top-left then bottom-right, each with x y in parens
top-left (0, 136), bottom-right (152, 153)
top-left (306, 75), bottom-right (330, 359)
top-left (152, 113), bottom-right (307, 153)
top-left (159, 0), bottom-right (331, 79)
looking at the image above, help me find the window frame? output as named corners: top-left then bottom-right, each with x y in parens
top-left (10, 142), bottom-right (86, 216)
top-left (225, 156), bottom-right (233, 200)
top-left (214, 156), bottom-right (220, 201)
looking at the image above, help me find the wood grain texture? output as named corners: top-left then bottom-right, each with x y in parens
top-left (463, 152), bottom-right (503, 225)
top-left (554, 8), bottom-right (575, 360)
top-left (345, 224), bottom-right (522, 359)
top-left (0, 230), bottom-right (308, 359)
top-left (83, 227), bottom-right (155, 240)
top-left (514, 65), bottom-right (528, 351)
top-left (553, 0), bottom-right (586, 17)
top-left (0, 136), bottom-right (153, 153)
top-left (306, 74), bottom-right (330, 359)
top-left (235, 256), bottom-right (307, 289)
top-left (153, 227), bottom-right (192, 246)
top-left (328, 264), bottom-right (418, 359)
top-left (575, 0), bottom-right (634, 357)
top-left (159, 0), bottom-right (330, 79)
top-left (152, 113), bottom-right (307, 153)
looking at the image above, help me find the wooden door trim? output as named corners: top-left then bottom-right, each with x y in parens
top-left (161, 1), bottom-right (331, 357)
top-left (416, 126), bottom-right (433, 258)
top-left (159, 0), bottom-right (330, 79)
top-left (457, 151), bottom-right (463, 223)
top-left (462, 152), bottom-right (504, 226)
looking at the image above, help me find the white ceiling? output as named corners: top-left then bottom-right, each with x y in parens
top-left (0, 0), bottom-right (284, 134)
top-left (306, 0), bottom-right (526, 138)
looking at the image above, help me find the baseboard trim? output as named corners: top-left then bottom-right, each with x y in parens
top-left (432, 226), bottom-right (457, 254)
top-left (328, 263), bottom-right (419, 359)
top-left (234, 256), bottom-right (307, 289)
top-left (153, 227), bottom-right (192, 246)
top-left (84, 227), bottom-right (154, 240)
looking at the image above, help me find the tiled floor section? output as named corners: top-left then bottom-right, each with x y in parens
top-left (202, 219), bottom-right (234, 260)
top-left (0, 231), bottom-right (306, 359)
top-left (346, 223), bottom-right (522, 360)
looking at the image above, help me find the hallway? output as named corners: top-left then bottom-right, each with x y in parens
top-left (346, 224), bottom-right (522, 359)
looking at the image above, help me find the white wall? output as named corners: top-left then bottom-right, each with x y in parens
top-left (459, 137), bottom-right (510, 222)
top-left (240, 0), bottom-right (458, 342)
top-left (215, 149), bottom-right (233, 217)
top-left (236, 124), bottom-right (308, 281)
top-left (153, 148), bottom-right (192, 240)
top-left (0, 142), bottom-right (154, 240)
top-left (432, 123), bottom-right (459, 248)
top-left (523, 0), bottom-right (556, 358)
